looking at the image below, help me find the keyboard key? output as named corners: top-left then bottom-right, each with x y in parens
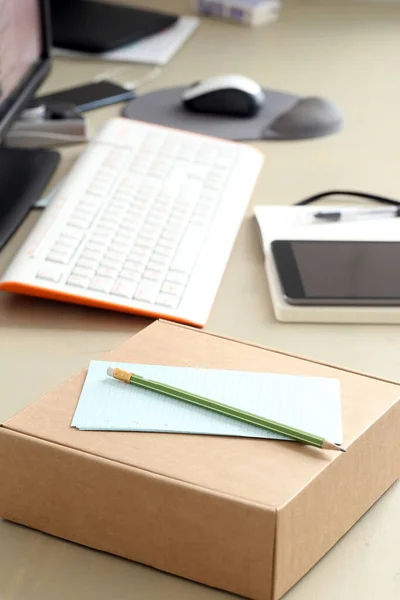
top-left (156, 292), bottom-right (180, 309)
top-left (151, 204), bottom-right (170, 217)
top-left (96, 221), bottom-right (119, 233)
top-left (111, 194), bottom-right (131, 205)
top-left (130, 160), bottom-right (150, 175)
top-left (51, 243), bottom-right (75, 260)
top-left (187, 164), bottom-right (209, 181)
top-left (159, 232), bottom-right (180, 247)
top-left (164, 219), bottom-right (185, 235)
top-left (132, 188), bottom-right (152, 202)
top-left (174, 198), bottom-right (194, 212)
top-left (87, 183), bottom-right (107, 197)
top-left (147, 260), bottom-right (168, 272)
top-left (124, 260), bottom-right (146, 273)
top-left (85, 241), bottom-right (105, 253)
top-left (118, 224), bottom-right (139, 236)
top-left (68, 217), bottom-right (92, 230)
top-left (81, 249), bottom-right (103, 261)
top-left (57, 235), bottom-right (81, 250)
top-left (101, 257), bottom-right (124, 270)
top-left (109, 242), bottom-right (131, 255)
top-left (196, 151), bottom-right (216, 165)
top-left (103, 202), bottom-right (122, 218)
top-left (143, 268), bottom-right (165, 283)
top-left (72, 266), bottom-right (96, 279)
top-left (99, 165), bottom-right (116, 176)
top-left (121, 173), bottom-right (142, 188)
top-left (117, 233), bottom-right (136, 246)
top-left (102, 211), bottom-right (120, 224)
top-left (97, 266), bottom-right (119, 279)
top-left (135, 235), bottom-right (155, 250)
top-left (111, 279), bottom-right (138, 299)
top-left (196, 199), bottom-right (215, 213)
top-left (73, 209), bottom-right (95, 222)
top-left (89, 232), bottom-right (113, 245)
top-left (146, 215), bottom-right (166, 228)
top-left (127, 247), bottom-right (152, 262)
top-left (210, 164), bottom-right (230, 176)
top-left (134, 280), bottom-right (160, 303)
top-left (104, 249), bottom-right (126, 262)
top-left (60, 229), bottom-right (84, 242)
top-left (159, 232), bottom-right (179, 246)
top-left (151, 167), bottom-right (170, 179)
top-left (170, 207), bottom-right (190, 222)
top-left (161, 281), bottom-right (185, 296)
top-left (46, 250), bottom-right (71, 265)
top-left (77, 257), bottom-right (99, 271)
top-left (150, 251), bottom-right (172, 266)
top-left (104, 204), bottom-right (123, 215)
top-left (80, 196), bottom-right (100, 209)
top-left (156, 242), bottom-right (176, 257)
top-left (170, 225), bottom-right (206, 274)
top-left (203, 180), bottom-right (222, 192)
top-left (140, 224), bottom-right (161, 238)
top-left (89, 276), bottom-right (114, 294)
top-left (142, 135), bottom-right (164, 153)
top-left (160, 141), bottom-right (179, 156)
top-left (119, 269), bottom-right (142, 282)
top-left (67, 274), bottom-right (90, 289)
top-left (36, 266), bottom-right (62, 283)
top-left (126, 209), bottom-right (146, 222)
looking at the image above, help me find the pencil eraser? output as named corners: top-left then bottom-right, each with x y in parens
top-left (106, 366), bottom-right (114, 377)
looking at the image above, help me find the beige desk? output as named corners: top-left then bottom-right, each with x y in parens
top-left (1, 1), bottom-right (399, 598)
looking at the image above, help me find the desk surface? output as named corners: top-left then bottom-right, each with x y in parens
top-left (1, 1), bottom-right (399, 599)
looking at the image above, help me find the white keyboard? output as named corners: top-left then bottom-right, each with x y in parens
top-left (0, 118), bottom-right (263, 326)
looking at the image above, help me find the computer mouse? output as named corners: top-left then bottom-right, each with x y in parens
top-left (181, 75), bottom-right (265, 118)
top-left (266, 97), bottom-right (344, 139)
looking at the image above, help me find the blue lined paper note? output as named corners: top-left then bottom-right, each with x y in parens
top-left (72, 361), bottom-right (343, 443)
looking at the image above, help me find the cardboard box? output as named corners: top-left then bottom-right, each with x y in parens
top-left (0, 321), bottom-right (399, 599)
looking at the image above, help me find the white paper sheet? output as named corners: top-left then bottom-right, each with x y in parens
top-left (72, 361), bottom-right (343, 444)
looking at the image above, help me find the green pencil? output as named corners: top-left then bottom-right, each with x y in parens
top-left (106, 366), bottom-right (345, 452)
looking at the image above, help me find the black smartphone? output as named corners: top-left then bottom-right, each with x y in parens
top-left (271, 239), bottom-right (400, 306)
top-left (36, 80), bottom-right (136, 112)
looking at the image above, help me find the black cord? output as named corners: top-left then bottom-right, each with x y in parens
top-left (295, 190), bottom-right (400, 207)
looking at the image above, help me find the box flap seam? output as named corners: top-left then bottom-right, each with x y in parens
top-left (0, 425), bottom-right (277, 511)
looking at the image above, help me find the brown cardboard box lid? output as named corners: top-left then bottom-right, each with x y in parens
top-left (3, 320), bottom-right (400, 508)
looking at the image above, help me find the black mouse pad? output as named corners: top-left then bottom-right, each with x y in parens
top-left (123, 86), bottom-right (343, 141)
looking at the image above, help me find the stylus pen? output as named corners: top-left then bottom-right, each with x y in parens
top-left (107, 366), bottom-right (345, 452)
top-left (313, 207), bottom-right (400, 222)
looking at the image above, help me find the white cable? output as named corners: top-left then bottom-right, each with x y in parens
top-left (124, 66), bottom-right (162, 91)
top-left (93, 65), bottom-right (162, 91)
top-left (92, 65), bottom-right (129, 83)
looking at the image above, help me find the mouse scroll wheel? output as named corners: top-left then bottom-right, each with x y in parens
top-left (189, 80), bottom-right (200, 88)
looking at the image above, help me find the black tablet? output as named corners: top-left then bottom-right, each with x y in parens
top-left (271, 239), bottom-right (400, 306)
top-left (50, 0), bottom-right (178, 53)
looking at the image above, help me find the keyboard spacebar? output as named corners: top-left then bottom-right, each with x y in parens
top-left (170, 224), bottom-right (207, 274)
